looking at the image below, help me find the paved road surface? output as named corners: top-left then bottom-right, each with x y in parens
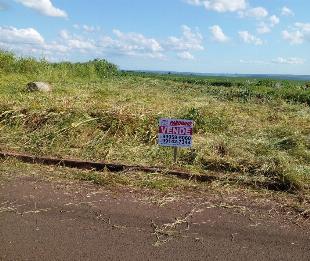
top-left (0, 176), bottom-right (309, 261)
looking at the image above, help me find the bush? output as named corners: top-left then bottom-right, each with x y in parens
top-left (0, 50), bottom-right (118, 81)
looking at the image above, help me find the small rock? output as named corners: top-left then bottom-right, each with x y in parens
top-left (26, 82), bottom-right (52, 92)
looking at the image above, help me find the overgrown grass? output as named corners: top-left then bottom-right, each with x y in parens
top-left (0, 50), bottom-right (118, 82)
top-left (122, 71), bottom-right (310, 106)
top-left (0, 50), bottom-right (309, 194)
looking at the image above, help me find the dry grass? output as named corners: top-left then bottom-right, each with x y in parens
top-left (0, 52), bottom-right (309, 193)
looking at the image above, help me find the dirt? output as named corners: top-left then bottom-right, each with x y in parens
top-left (0, 176), bottom-right (309, 261)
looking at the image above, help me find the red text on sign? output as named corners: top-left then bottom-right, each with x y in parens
top-left (170, 121), bottom-right (192, 127)
top-left (159, 126), bottom-right (192, 135)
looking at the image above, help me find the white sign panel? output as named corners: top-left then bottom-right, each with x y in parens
top-left (158, 118), bottom-right (193, 148)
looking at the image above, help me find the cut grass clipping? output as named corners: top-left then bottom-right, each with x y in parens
top-left (0, 50), bottom-right (309, 194)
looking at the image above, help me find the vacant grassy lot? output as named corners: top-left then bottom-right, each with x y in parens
top-left (0, 51), bottom-right (309, 194)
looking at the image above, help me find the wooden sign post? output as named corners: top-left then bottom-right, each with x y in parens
top-left (173, 147), bottom-right (178, 163)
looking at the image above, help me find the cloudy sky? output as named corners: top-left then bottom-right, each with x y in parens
top-left (0, 0), bottom-right (309, 74)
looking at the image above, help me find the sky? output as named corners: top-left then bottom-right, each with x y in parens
top-left (0, 0), bottom-right (309, 75)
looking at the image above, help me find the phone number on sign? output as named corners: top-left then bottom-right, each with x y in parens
top-left (159, 134), bottom-right (192, 145)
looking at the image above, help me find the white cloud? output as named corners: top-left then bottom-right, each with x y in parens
top-left (113, 25), bottom-right (206, 60)
top-left (0, 25), bottom-right (204, 61)
top-left (204, 0), bottom-right (247, 12)
top-left (177, 51), bottom-right (194, 60)
top-left (113, 30), bottom-right (163, 53)
top-left (209, 25), bottom-right (229, 42)
top-left (295, 22), bottom-right (310, 33)
top-left (0, 25), bottom-right (167, 60)
top-left (185, 0), bottom-right (247, 13)
top-left (269, 15), bottom-right (280, 27)
top-left (82, 25), bottom-right (98, 33)
top-left (297, 24), bottom-right (310, 43)
top-left (0, 26), bottom-right (44, 44)
top-left (238, 31), bottom-right (263, 45)
top-left (282, 23), bottom-right (310, 45)
top-left (59, 29), bottom-right (69, 40)
top-left (0, 26), bottom-right (71, 58)
top-left (282, 30), bottom-right (304, 44)
top-left (98, 36), bottom-right (116, 48)
top-left (67, 39), bottom-right (95, 50)
top-left (58, 30), bottom-right (96, 51)
top-left (240, 7), bottom-right (268, 19)
top-left (73, 24), bottom-right (101, 33)
top-left (86, 29), bottom-right (167, 59)
top-left (237, 4), bottom-right (279, 35)
top-left (143, 52), bottom-right (167, 59)
top-left (90, 26), bottom-right (204, 60)
top-left (43, 42), bottom-right (69, 53)
top-left (272, 57), bottom-right (305, 65)
top-left (256, 15), bottom-right (280, 34)
top-left (185, 0), bottom-right (202, 5)
top-left (240, 57), bottom-right (305, 65)
top-left (166, 25), bottom-right (204, 51)
top-left (15, 0), bottom-right (67, 18)
top-left (281, 6), bottom-right (294, 16)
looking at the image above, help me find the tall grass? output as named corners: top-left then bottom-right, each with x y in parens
top-left (122, 71), bottom-right (310, 106)
top-left (0, 50), bottom-right (309, 193)
top-left (0, 50), bottom-right (118, 82)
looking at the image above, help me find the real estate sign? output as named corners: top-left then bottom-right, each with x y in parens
top-left (158, 118), bottom-right (193, 148)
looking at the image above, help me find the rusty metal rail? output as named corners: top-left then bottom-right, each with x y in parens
top-left (0, 151), bottom-right (293, 192)
top-left (0, 151), bottom-right (215, 182)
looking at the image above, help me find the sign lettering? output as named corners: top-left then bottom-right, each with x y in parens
top-left (158, 118), bottom-right (193, 148)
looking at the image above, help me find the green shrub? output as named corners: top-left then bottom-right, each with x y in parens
top-left (0, 50), bottom-right (118, 81)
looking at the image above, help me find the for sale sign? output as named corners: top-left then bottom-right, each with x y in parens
top-left (158, 118), bottom-right (193, 148)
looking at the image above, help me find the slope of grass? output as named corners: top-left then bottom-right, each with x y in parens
top-left (0, 51), bottom-right (309, 193)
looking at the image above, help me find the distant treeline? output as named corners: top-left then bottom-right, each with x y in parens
top-left (0, 50), bottom-right (119, 80)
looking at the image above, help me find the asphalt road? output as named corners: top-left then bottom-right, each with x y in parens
top-left (0, 176), bottom-right (309, 261)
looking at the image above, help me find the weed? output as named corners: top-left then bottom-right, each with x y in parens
top-left (0, 50), bottom-right (309, 193)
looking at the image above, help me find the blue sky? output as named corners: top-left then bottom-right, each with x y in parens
top-left (0, 0), bottom-right (309, 74)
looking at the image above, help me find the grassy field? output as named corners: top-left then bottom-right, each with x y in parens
top-left (0, 51), bottom-right (309, 194)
